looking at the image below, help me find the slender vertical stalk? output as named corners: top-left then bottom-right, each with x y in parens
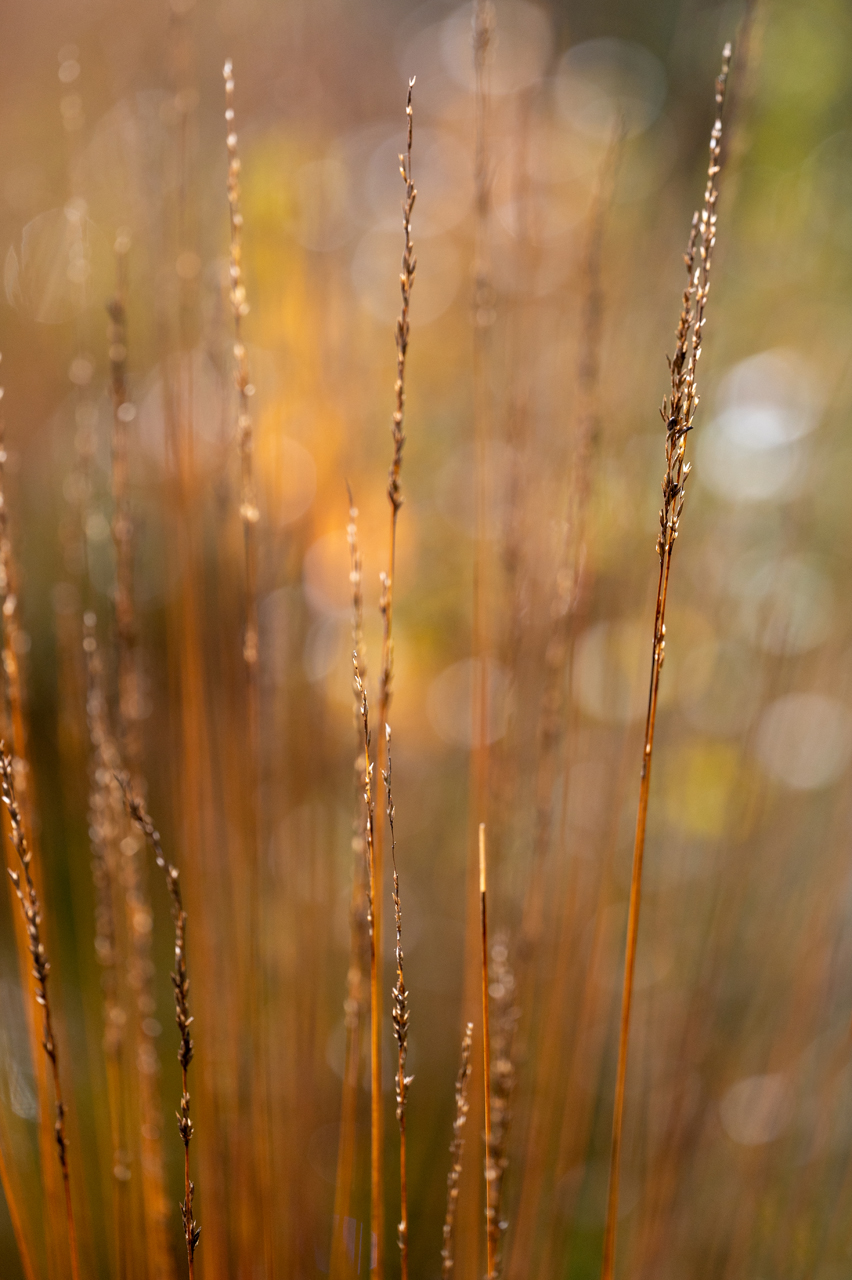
top-left (384, 726), bottom-right (411, 1280)
top-left (222, 59), bottom-right (274, 1275)
top-left (441, 1022), bottom-right (474, 1279)
top-left (600, 45), bottom-right (731, 1280)
top-left (1, 749), bottom-right (80, 1280)
top-left (82, 614), bottom-right (132, 1280)
top-left (107, 236), bottom-right (176, 1280)
top-left (223, 59), bottom-right (260, 679)
top-left (354, 654), bottom-right (379, 1278)
top-left (373, 77), bottom-right (417, 1278)
top-left (330, 491), bottom-right (370, 1280)
top-left (480, 823), bottom-right (496, 1280)
top-left (120, 782), bottom-right (200, 1279)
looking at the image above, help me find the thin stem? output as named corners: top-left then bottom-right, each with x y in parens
top-left (82, 614), bottom-right (132, 1280)
top-left (330, 490), bottom-right (370, 1280)
top-left (600, 44), bottom-right (731, 1280)
top-left (384, 725), bottom-right (410, 1280)
top-left (374, 78), bottom-right (417, 1278)
top-left (480, 823), bottom-right (496, 1280)
top-left (0, 749), bottom-right (80, 1280)
top-left (441, 1022), bottom-right (474, 1279)
top-left (354, 654), bottom-right (380, 1278)
top-left (107, 237), bottom-right (176, 1280)
top-left (119, 780), bottom-right (199, 1279)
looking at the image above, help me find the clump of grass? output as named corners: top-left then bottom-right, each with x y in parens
top-left (1, 746), bottom-right (81, 1280)
top-left (601, 42), bottom-right (732, 1280)
top-left (119, 779), bottom-right (200, 1279)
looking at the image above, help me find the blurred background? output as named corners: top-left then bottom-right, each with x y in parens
top-left (3, 0), bottom-right (852, 1277)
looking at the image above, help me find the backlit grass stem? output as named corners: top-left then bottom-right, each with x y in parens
top-left (600, 44), bottom-right (732, 1280)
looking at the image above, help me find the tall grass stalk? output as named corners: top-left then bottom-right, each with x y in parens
top-left (120, 781), bottom-right (200, 1280)
top-left (330, 490), bottom-right (370, 1280)
top-left (355, 652), bottom-right (379, 1277)
top-left (223, 59), bottom-right (274, 1274)
top-left (372, 76), bottom-right (417, 1277)
top-left (82, 613), bottom-right (132, 1280)
top-left (0, 370), bottom-right (73, 1275)
top-left (600, 44), bottom-right (732, 1280)
top-left (107, 236), bottom-right (177, 1280)
top-left (384, 725), bottom-right (411, 1280)
top-left (440, 1022), bottom-right (473, 1279)
top-left (1, 746), bottom-right (81, 1280)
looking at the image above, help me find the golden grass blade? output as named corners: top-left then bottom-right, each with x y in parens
top-left (120, 782), bottom-right (200, 1279)
top-left (600, 44), bottom-right (732, 1280)
top-left (354, 651), bottom-right (380, 1278)
top-left (330, 490), bottom-right (370, 1280)
top-left (1, 748), bottom-right (80, 1280)
top-left (384, 725), bottom-right (410, 1280)
top-left (371, 76), bottom-right (417, 1278)
top-left (441, 1022), bottom-right (473, 1279)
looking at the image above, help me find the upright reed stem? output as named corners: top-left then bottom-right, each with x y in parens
top-left (330, 491), bottom-right (371, 1280)
top-left (1, 748), bottom-right (80, 1280)
top-left (441, 1022), bottom-right (474, 1279)
top-left (600, 45), bottom-right (731, 1280)
top-left (480, 823), bottom-right (496, 1280)
top-left (120, 781), bottom-right (200, 1279)
top-left (107, 237), bottom-right (176, 1280)
top-left (354, 652), bottom-right (380, 1277)
top-left (223, 62), bottom-right (275, 1276)
top-left (223, 58), bottom-right (260, 676)
top-left (373, 77), bottom-right (417, 1277)
top-left (384, 726), bottom-right (411, 1280)
top-left (82, 614), bottom-right (132, 1280)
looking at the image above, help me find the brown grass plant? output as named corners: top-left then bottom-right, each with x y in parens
top-left (600, 42), bottom-right (732, 1280)
top-left (0, 366), bottom-right (79, 1276)
top-left (82, 612), bottom-right (133, 1278)
top-left (372, 75), bottom-right (417, 1279)
top-left (107, 237), bottom-right (177, 1280)
top-left (119, 779), bottom-right (200, 1279)
top-left (223, 58), bottom-right (260, 677)
top-left (222, 60), bottom-right (274, 1273)
top-left (330, 489), bottom-right (371, 1280)
top-left (441, 1021), bottom-right (473, 1280)
top-left (354, 648), bottom-right (380, 1277)
top-left (1, 745), bottom-right (81, 1280)
top-left (383, 724), bottom-right (412, 1280)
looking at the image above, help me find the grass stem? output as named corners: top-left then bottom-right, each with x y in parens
top-left (600, 45), bottom-right (732, 1280)
top-left (1, 748), bottom-right (81, 1280)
